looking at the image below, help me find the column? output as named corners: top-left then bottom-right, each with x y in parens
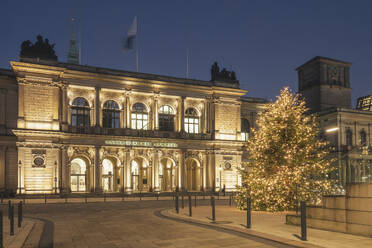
top-left (180, 96), bottom-right (185, 132)
top-left (95, 87), bottom-right (101, 127)
top-left (203, 100), bottom-right (208, 133)
top-left (153, 150), bottom-right (160, 192)
top-left (121, 100), bottom-right (126, 128)
top-left (61, 86), bottom-right (68, 130)
top-left (0, 146), bottom-right (5, 189)
top-left (202, 152), bottom-right (207, 191)
top-left (125, 149), bottom-right (132, 193)
top-left (180, 149), bottom-right (185, 191)
top-left (52, 87), bottom-right (59, 129)
top-left (95, 146), bottom-right (102, 192)
top-left (205, 151), bottom-right (210, 191)
top-left (17, 84), bottom-right (25, 128)
top-left (207, 151), bottom-right (215, 191)
top-left (126, 92), bottom-right (131, 128)
top-left (153, 96), bottom-right (159, 130)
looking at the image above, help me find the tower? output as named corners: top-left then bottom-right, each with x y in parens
top-left (296, 56), bottom-right (351, 113)
top-left (67, 16), bottom-right (80, 64)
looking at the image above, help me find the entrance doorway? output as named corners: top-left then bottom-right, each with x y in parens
top-left (102, 159), bottom-right (114, 192)
top-left (131, 157), bottom-right (150, 191)
top-left (160, 158), bottom-right (175, 191)
top-left (185, 158), bottom-right (201, 191)
top-left (70, 158), bottom-right (87, 192)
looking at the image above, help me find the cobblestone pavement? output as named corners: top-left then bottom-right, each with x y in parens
top-left (1, 199), bottom-right (293, 248)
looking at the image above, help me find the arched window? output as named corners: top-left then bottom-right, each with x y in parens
top-left (159, 105), bottom-right (175, 131)
top-left (71, 97), bottom-right (90, 127)
top-left (131, 102), bottom-right (149, 130)
top-left (360, 129), bottom-right (367, 146)
top-left (184, 107), bottom-right (199, 133)
top-left (241, 118), bottom-right (250, 141)
top-left (102, 100), bottom-right (120, 128)
top-left (346, 128), bottom-right (352, 146)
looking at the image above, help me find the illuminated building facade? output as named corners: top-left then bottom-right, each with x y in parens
top-left (0, 58), bottom-right (265, 194)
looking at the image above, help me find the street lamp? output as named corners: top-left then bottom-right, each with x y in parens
top-left (218, 166), bottom-right (222, 191)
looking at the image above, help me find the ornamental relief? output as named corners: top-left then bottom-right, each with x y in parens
top-left (130, 94), bottom-right (152, 111)
top-left (158, 97), bottom-right (178, 113)
top-left (100, 91), bottom-right (124, 108)
top-left (185, 150), bottom-right (203, 164)
top-left (131, 148), bottom-right (153, 162)
top-left (184, 100), bottom-right (203, 116)
top-left (68, 88), bottom-right (95, 107)
top-left (159, 149), bottom-right (179, 164)
top-left (67, 146), bottom-right (94, 164)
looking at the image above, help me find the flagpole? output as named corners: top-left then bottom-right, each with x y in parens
top-left (186, 47), bottom-right (189, 78)
top-left (136, 16), bottom-right (139, 72)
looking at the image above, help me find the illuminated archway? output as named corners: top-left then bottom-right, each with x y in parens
top-left (131, 157), bottom-right (150, 192)
top-left (185, 158), bottom-right (201, 191)
top-left (102, 159), bottom-right (114, 192)
top-left (159, 157), bottom-right (176, 191)
top-left (70, 158), bottom-right (87, 192)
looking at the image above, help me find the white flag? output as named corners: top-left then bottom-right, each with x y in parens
top-left (123, 16), bottom-right (137, 51)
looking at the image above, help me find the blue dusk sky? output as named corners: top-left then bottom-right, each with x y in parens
top-left (1, 0), bottom-right (372, 105)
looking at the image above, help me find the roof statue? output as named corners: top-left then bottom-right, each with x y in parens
top-left (210, 62), bottom-right (238, 83)
top-left (20, 35), bottom-right (58, 61)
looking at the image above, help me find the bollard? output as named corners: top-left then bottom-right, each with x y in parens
top-left (44, 193), bottom-right (47, 204)
top-left (194, 195), bottom-right (197, 208)
top-left (122, 193), bottom-right (125, 202)
top-left (300, 201), bottom-right (307, 241)
top-left (211, 196), bottom-right (215, 222)
top-left (181, 194), bottom-right (184, 209)
top-left (8, 201), bottom-right (11, 220)
top-left (157, 193), bottom-right (159, 201)
top-left (85, 193), bottom-right (88, 204)
top-left (246, 197), bottom-right (251, 228)
top-left (18, 201), bottom-right (22, 228)
top-left (229, 195), bottom-right (232, 206)
top-left (10, 205), bottom-right (14, 236)
top-left (188, 195), bottom-right (192, 217)
top-left (139, 191), bottom-right (142, 201)
top-left (104, 193), bottom-right (106, 202)
top-left (175, 195), bottom-right (179, 214)
top-left (0, 211), bottom-right (2, 248)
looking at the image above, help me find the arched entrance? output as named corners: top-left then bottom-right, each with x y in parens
top-left (70, 158), bottom-right (87, 192)
top-left (102, 159), bottom-right (114, 192)
top-left (131, 157), bottom-right (150, 192)
top-left (160, 158), bottom-right (175, 191)
top-left (185, 158), bottom-right (201, 191)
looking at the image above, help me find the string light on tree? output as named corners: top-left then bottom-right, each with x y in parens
top-left (236, 87), bottom-right (336, 211)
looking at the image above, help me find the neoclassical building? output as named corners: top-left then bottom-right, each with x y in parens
top-left (0, 56), bottom-right (266, 194)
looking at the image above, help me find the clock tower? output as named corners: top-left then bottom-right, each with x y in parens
top-left (296, 56), bottom-right (351, 113)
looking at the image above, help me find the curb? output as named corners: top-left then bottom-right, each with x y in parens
top-left (158, 209), bottom-right (325, 248)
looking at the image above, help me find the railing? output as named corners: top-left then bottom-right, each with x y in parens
top-left (67, 126), bottom-right (213, 140)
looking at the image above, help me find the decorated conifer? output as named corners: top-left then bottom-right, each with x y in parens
top-left (236, 87), bottom-right (336, 211)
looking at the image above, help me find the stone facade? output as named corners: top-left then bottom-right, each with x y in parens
top-left (0, 59), bottom-right (264, 194)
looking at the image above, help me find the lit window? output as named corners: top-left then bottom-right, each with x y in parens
top-left (102, 100), bottom-right (120, 128)
top-left (241, 118), bottom-right (250, 141)
top-left (131, 103), bottom-right (149, 130)
top-left (360, 130), bottom-right (367, 146)
top-left (184, 108), bottom-right (199, 133)
top-left (346, 128), bottom-right (352, 146)
top-left (71, 97), bottom-right (90, 127)
top-left (159, 105), bottom-right (175, 131)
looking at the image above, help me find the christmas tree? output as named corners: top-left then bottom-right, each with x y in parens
top-left (236, 87), bottom-right (336, 211)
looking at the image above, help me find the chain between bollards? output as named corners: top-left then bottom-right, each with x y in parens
top-left (44, 193), bottom-right (47, 204)
top-left (246, 197), bottom-right (251, 228)
top-left (10, 205), bottom-right (14, 236)
top-left (300, 201), bottom-right (307, 241)
top-left (18, 201), bottom-right (22, 228)
top-left (211, 196), bottom-right (215, 222)
top-left (188, 195), bottom-right (192, 217)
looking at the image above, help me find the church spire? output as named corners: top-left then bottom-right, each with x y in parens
top-left (67, 15), bottom-right (80, 64)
